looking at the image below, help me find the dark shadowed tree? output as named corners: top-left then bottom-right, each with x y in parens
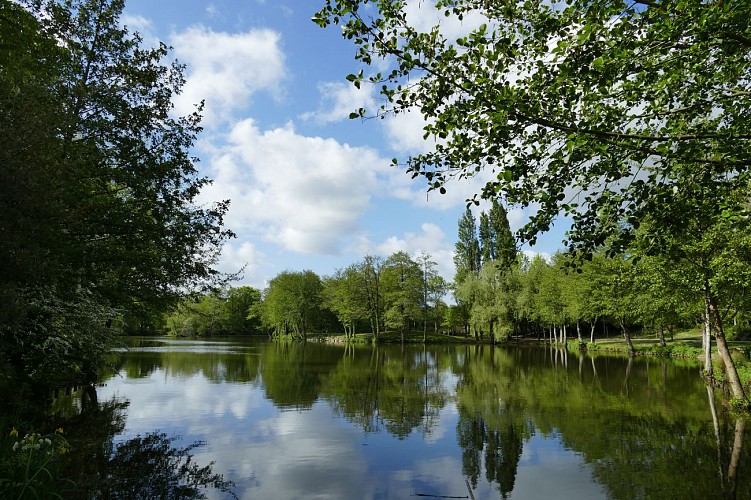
top-left (0, 0), bottom-right (232, 383)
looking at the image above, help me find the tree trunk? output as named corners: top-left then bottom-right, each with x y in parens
top-left (576, 321), bottom-right (582, 345)
top-left (622, 356), bottom-right (633, 395)
top-left (590, 320), bottom-right (596, 344)
top-left (658, 325), bottom-right (667, 348)
top-left (727, 418), bottom-right (746, 498)
top-left (703, 305), bottom-right (713, 377)
top-left (706, 384), bottom-right (724, 487)
top-left (706, 287), bottom-right (747, 403)
top-left (620, 319), bottom-right (635, 356)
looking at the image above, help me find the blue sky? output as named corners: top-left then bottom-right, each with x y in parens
top-left (122, 0), bottom-right (563, 288)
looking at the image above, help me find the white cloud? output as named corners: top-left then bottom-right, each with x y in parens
top-left (522, 249), bottom-right (553, 263)
top-left (121, 14), bottom-right (160, 48)
top-left (382, 108), bottom-right (434, 155)
top-left (403, 0), bottom-right (489, 40)
top-left (301, 81), bottom-right (376, 124)
top-left (200, 119), bottom-right (393, 256)
top-left (215, 241), bottom-right (268, 289)
top-left (170, 26), bottom-right (286, 126)
top-left (355, 223), bottom-right (456, 281)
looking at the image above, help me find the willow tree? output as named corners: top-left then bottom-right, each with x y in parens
top-left (315, 0), bottom-right (751, 403)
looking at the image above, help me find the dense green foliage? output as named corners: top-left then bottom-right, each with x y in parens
top-left (0, 0), bottom-right (232, 384)
top-left (314, 0), bottom-right (751, 401)
top-left (164, 287), bottom-right (263, 337)
top-left (254, 252), bottom-right (449, 341)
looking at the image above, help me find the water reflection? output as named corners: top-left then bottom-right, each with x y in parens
top-left (41, 385), bottom-right (235, 498)
top-left (51, 339), bottom-right (751, 498)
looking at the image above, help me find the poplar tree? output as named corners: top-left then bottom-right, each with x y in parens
top-left (454, 207), bottom-right (481, 284)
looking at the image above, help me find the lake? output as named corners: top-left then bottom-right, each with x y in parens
top-left (67, 337), bottom-right (750, 499)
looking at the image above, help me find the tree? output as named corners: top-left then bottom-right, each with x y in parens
top-left (597, 256), bottom-right (640, 355)
top-left (0, 0), bottom-right (232, 383)
top-left (315, 0), bottom-right (751, 252)
top-left (315, 0), bottom-right (751, 402)
top-left (454, 207), bottom-right (481, 285)
top-left (535, 257), bottom-right (567, 344)
top-left (165, 288), bottom-right (262, 337)
top-left (635, 187), bottom-right (751, 396)
top-left (480, 200), bottom-right (517, 269)
top-left (382, 251), bottom-right (423, 343)
top-left (323, 265), bottom-right (369, 339)
top-left (359, 255), bottom-right (385, 339)
top-left (416, 253), bottom-right (447, 341)
top-left (262, 271), bottom-right (324, 340)
top-left (226, 286), bottom-right (263, 335)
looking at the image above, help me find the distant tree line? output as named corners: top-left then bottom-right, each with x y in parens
top-left (173, 197), bottom-right (751, 363)
top-left (164, 251), bottom-right (449, 343)
top-left (451, 202), bottom-right (751, 357)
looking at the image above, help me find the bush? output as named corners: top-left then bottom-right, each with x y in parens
top-left (668, 343), bottom-right (703, 358)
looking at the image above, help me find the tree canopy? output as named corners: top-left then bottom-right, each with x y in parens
top-left (314, 0), bottom-right (751, 253)
top-left (0, 0), bottom-right (232, 383)
top-left (314, 0), bottom-right (751, 402)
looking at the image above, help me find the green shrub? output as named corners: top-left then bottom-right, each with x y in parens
top-left (669, 343), bottom-right (703, 358)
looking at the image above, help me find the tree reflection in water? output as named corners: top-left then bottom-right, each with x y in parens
top-left (51, 386), bottom-right (236, 499)
top-left (45, 341), bottom-right (751, 499)
top-left (84, 432), bottom-right (237, 499)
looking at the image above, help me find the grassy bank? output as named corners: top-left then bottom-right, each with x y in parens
top-left (312, 330), bottom-right (478, 345)
top-left (563, 329), bottom-right (751, 391)
top-left (315, 328), bottom-right (751, 392)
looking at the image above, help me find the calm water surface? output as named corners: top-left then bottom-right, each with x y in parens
top-left (88, 337), bottom-right (750, 499)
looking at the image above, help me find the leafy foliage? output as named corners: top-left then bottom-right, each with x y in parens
top-left (262, 270), bottom-right (325, 340)
top-left (0, 0), bottom-right (232, 383)
top-left (89, 433), bottom-right (237, 499)
top-left (315, 0), bottom-right (751, 255)
top-left (165, 287), bottom-right (263, 337)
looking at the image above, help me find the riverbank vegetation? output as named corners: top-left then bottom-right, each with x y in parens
top-left (0, 0), bottom-right (232, 389)
top-left (314, 0), bottom-right (751, 405)
top-left (164, 198), bottom-right (751, 400)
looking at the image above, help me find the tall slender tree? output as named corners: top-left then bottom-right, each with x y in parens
top-left (487, 200), bottom-right (517, 270)
top-left (360, 255), bottom-right (385, 339)
top-left (454, 207), bottom-right (481, 285)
